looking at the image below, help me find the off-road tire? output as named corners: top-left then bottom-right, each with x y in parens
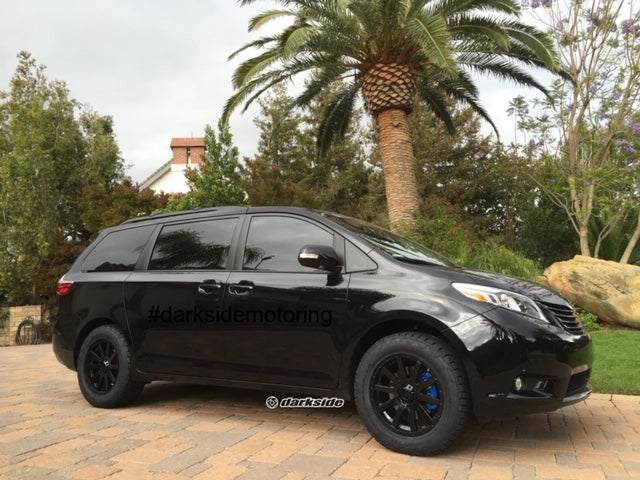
top-left (77, 325), bottom-right (144, 408)
top-left (354, 332), bottom-right (471, 455)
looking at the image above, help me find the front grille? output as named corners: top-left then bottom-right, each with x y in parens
top-left (539, 301), bottom-right (585, 335)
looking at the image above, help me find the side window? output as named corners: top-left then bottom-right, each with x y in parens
top-left (346, 241), bottom-right (377, 272)
top-left (81, 225), bottom-right (154, 272)
top-left (243, 216), bottom-right (333, 272)
top-left (149, 218), bottom-right (237, 270)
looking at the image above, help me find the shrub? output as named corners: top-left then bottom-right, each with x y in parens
top-left (575, 307), bottom-right (601, 331)
top-left (398, 196), bottom-right (476, 263)
top-left (462, 242), bottom-right (542, 280)
top-left (397, 199), bottom-right (542, 281)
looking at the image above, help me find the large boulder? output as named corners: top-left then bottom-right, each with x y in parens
top-left (542, 255), bottom-right (640, 330)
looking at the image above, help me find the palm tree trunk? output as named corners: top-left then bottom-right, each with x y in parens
top-left (377, 108), bottom-right (420, 230)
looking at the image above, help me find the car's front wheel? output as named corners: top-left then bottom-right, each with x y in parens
top-left (354, 332), bottom-right (471, 455)
top-left (77, 325), bottom-right (144, 408)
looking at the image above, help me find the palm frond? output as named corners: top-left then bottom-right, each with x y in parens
top-left (228, 35), bottom-right (279, 61)
top-left (382, 0), bottom-right (411, 48)
top-left (224, 51), bottom-right (326, 123)
top-left (409, 10), bottom-right (458, 75)
top-left (231, 48), bottom-right (283, 89)
top-left (448, 15), bottom-right (511, 50)
top-left (415, 80), bottom-right (456, 134)
top-left (249, 9), bottom-right (298, 32)
top-left (438, 0), bottom-right (521, 16)
top-left (407, 0), bottom-right (433, 18)
top-left (346, 0), bottom-right (382, 48)
top-left (503, 22), bottom-right (559, 70)
top-left (282, 25), bottom-right (316, 56)
top-left (223, 72), bottom-right (286, 123)
top-left (317, 82), bottom-right (360, 156)
top-left (458, 54), bottom-right (550, 96)
top-left (435, 73), bottom-right (499, 135)
top-left (235, 51), bottom-right (344, 113)
top-left (228, 0), bottom-right (565, 150)
top-left (293, 63), bottom-right (350, 107)
top-left (239, 0), bottom-right (296, 5)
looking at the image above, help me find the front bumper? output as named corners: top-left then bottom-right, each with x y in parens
top-left (450, 308), bottom-right (593, 420)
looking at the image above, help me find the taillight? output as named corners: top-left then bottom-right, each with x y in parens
top-left (57, 281), bottom-right (74, 295)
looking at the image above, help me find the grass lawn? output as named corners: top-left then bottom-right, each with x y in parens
top-left (589, 329), bottom-right (640, 395)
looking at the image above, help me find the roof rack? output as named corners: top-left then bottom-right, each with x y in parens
top-left (121, 206), bottom-right (247, 225)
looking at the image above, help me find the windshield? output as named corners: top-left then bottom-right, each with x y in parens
top-left (325, 213), bottom-right (457, 267)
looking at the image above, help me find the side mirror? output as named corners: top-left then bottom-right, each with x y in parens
top-left (298, 245), bottom-right (342, 273)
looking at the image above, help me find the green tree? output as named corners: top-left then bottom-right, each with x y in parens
top-left (0, 52), bottom-right (125, 304)
top-left (164, 120), bottom-right (246, 212)
top-left (79, 180), bottom-right (159, 236)
top-left (398, 194), bottom-right (477, 262)
top-left (407, 102), bottom-right (532, 244)
top-left (588, 208), bottom-right (640, 266)
top-left (224, 0), bottom-right (564, 228)
top-left (240, 84), bottom-right (386, 221)
top-left (79, 108), bottom-right (124, 191)
top-left (1, 52), bottom-right (83, 303)
top-left (25, 181), bottom-right (161, 315)
top-left (516, 176), bottom-right (579, 266)
top-left (512, 0), bottom-right (640, 262)
top-left (240, 85), bottom-right (315, 207)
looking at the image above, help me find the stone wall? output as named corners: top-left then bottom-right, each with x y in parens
top-left (0, 305), bottom-right (42, 347)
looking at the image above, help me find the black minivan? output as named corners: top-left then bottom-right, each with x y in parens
top-left (53, 206), bottom-right (593, 455)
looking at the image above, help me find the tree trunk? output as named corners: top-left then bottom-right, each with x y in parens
top-left (377, 108), bottom-right (420, 230)
top-left (578, 221), bottom-right (591, 257)
top-left (620, 209), bottom-right (640, 264)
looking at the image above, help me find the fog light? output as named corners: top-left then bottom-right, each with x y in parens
top-left (514, 377), bottom-right (524, 392)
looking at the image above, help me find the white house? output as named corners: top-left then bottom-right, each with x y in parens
top-left (140, 137), bottom-right (205, 193)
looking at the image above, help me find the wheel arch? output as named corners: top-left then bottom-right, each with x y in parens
top-left (73, 318), bottom-right (119, 370)
top-left (344, 314), bottom-right (471, 401)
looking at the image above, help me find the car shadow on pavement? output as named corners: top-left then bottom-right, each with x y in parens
top-left (131, 380), bottom-right (592, 458)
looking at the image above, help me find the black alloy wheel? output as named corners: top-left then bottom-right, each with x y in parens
top-left (370, 354), bottom-right (443, 435)
top-left (77, 325), bottom-right (144, 408)
top-left (84, 338), bottom-right (120, 394)
top-left (355, 332), bottom-right (470, 456)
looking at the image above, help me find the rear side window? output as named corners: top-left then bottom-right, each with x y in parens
top-left (149, 218), bottom-right (237, 270)
top-left (81, 225), bottom-right (154, 272)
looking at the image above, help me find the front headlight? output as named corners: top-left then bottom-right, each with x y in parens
top-left (452, 283), bottom-right (548, 321)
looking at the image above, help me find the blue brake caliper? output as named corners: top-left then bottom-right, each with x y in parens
top-left (420, 371), bottom-right (440, 411)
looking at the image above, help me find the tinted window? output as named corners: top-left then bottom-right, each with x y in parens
top-left (243, 216), bottom-right (333, 272)
top-left (81, 225), bottom-right (154, 272)
top-left (149, 218), bottom-right (237, 270)
top-left (346, 241), bottom-right (377, 272)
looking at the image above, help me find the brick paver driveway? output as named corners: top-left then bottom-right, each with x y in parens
top-left (1, 345), bottom-right (638, 480)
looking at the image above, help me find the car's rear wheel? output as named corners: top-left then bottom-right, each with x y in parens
top-left (77, 325), bottom-right (144, 408)
top-left (354, 332), bottom-right (470, 455)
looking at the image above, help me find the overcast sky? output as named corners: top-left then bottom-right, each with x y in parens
top-left (1, 0), bottom-right (533, 184)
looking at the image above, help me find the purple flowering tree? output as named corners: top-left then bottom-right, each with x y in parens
top-left (512, 0), bottom-right (640, 262)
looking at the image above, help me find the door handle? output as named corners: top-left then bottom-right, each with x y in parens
top-left (198, 280), bottom-right (222, 295)
top-left (228, 280), bottom-right (254, 296)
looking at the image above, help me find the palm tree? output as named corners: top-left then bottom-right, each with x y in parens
top-left (224, 0), bottom-right (563, 228)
